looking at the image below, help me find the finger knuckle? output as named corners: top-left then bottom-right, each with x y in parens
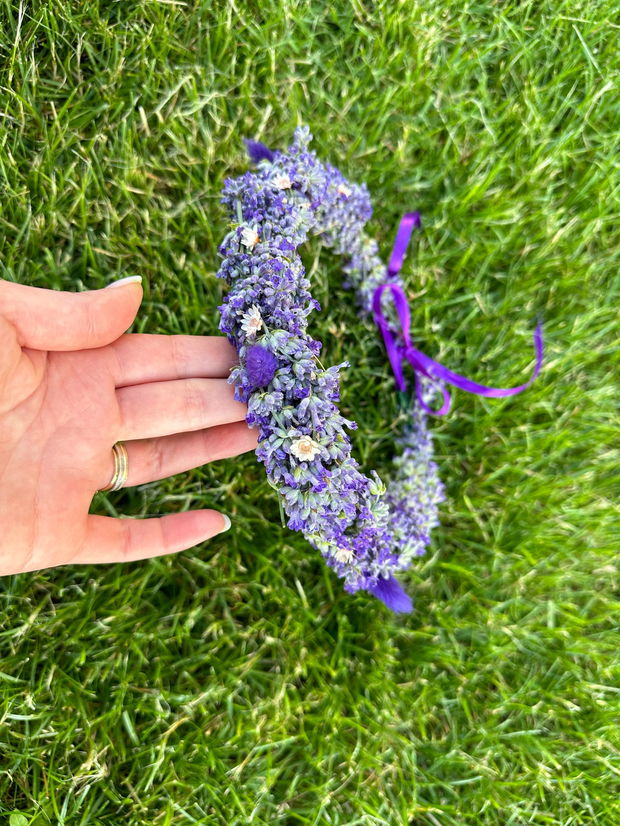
top-left (158, 516), bottom-right (170, 555)
top-left (84, 301), bottom-right (101, 343)
top-left (150, 437), bottom-right (167, 480)
top-left (200, 427), bottom-right (215, 462)
top-left (120, 520), bottom-right (133, 560)
top-left (171, 335), bottom-right (189, 380)
top-left (184, 379), bottom-right (209, 429)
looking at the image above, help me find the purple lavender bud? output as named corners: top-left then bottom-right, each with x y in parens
top-left (246, 344), bottom-right (278, 389)
top-left (367, 576), bottom-right (413, 613)
top-left (244, 138), bottom-right (275, 164)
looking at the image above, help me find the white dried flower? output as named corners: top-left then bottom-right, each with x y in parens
top-left (240, 305), bottom-right (264, 338)
top-left (273, 173), bottom-right (292, 189)
top-left (333, 547), bottom-right (355, 565)
top-left (240, 225), bottom-right (260, 247)
top-left (337, 183), bottom-right (352, 197)
top-left (289, 434), bottom-right (321, 462)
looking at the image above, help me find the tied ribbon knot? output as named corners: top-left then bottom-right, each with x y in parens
top-left (372, 212), bottom-right (544, 416)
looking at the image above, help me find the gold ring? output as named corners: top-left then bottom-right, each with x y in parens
top-left (98, 441), bottom-right (129, 492)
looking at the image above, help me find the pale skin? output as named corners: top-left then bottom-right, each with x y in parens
top-left (0, 277), bottom-right (259, 576)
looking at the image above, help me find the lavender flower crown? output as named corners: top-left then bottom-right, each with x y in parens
top-left (216, 125), bottom-right (543, 614)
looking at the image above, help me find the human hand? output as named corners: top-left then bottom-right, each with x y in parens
top-left (0, 276), bottom-right (257, 576)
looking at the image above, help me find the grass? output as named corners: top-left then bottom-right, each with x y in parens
top-left (0, 0), bottom-right (619, 823)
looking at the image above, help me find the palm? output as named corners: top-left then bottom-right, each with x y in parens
top-left (5, 346), bottom-right (120, 571)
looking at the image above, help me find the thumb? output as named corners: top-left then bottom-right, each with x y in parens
top-left (0, 275), bottom-right (144, 352)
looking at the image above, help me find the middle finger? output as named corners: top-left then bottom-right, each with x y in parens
top-left (116, 377), bottom-right (248, 441)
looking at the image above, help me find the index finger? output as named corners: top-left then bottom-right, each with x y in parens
top-left (109, 334), bottom-right (240, 387)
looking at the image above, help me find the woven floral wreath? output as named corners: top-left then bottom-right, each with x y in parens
top-left (215, 125), bottom-right (543, 614)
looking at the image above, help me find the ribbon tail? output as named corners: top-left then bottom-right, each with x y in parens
top-left (405, 320), bottom-right (544, 405)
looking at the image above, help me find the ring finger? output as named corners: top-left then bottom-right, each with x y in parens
top-left (115, 377), bottom-right (248, 441)
top-left (98, 420), bottom-right (259, 490)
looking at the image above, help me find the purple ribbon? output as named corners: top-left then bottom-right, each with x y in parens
top-left (372, 213), bottom-right (544, 416)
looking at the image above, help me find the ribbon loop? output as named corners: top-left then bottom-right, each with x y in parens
top-left (373, 213), bottom-right (544, 416)
top-left (387, 212), bottom-right (421, 277)
top-left (415, 372), bottom-right (452, 416)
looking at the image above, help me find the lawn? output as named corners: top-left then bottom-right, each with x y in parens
top-left (0, 1), bottom-right (619, 824)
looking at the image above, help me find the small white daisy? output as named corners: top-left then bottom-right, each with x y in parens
top-left (333, 547), bottom-right (355, 564)
top-left (337, 183), bottom-right (352, 198)
top-left (289, 434), bottom-right (321, 462)
top-left (240, 226), bottom-right (260, 248)
top-left (240, 304), bottom-right (264, 338)
top-left (273, 173), bottom-right (292, 189)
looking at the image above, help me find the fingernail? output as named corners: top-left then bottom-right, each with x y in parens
top-left (105, 275), bottom-right (143, 289)
top-left (218, 513), bottom-right (232, 534)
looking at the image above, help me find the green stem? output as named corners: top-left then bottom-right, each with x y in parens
top-left (267, 476), bottom-right (287, 528)
top-left (277, 495), bottom-right (286, 529)
top-left (397, 390), bottom-right (412, 414)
